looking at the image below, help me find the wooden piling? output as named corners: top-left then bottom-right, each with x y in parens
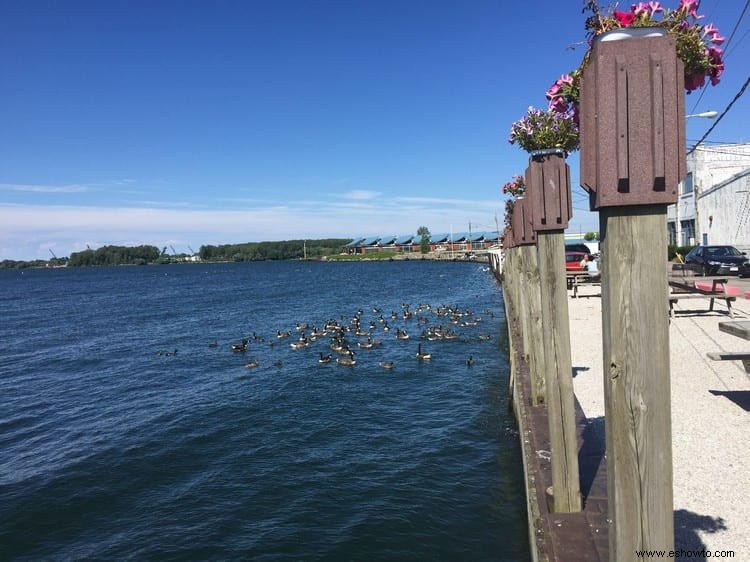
top-left (520, 243), bottom-right (546, 405)
top-left (536, 230), bottom-right (582, 513)
top-left (600, 205), bottom-right (673, 558)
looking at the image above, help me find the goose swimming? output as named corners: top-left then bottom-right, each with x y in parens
top-left (416, 344), bottom-right (432, 360)
top-left (336, 351), bottom-right (356, 366)
top-left (318, 352), bottom-right (332, 364)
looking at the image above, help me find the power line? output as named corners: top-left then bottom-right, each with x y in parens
top-left (687, 76), bottom-right (750, 154)
top-left (689, 0), bottom-right (750, 112)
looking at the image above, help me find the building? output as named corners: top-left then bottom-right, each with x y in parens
top-left (344, 232), bottom-right (501, 255)
top-left (668, 143), bottom-right (750, 252)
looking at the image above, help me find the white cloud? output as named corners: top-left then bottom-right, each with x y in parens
top-left (342, 190), bottom-right (381, 200)
top-left (0, 183), bottom-right (90, 193)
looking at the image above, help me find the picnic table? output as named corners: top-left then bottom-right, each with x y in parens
top-left (707, 321), bottom-right (750, 372)
top-left (667, 277), bottom-right (736, 318)
top-left (567, 272), bottom-right (601, 298)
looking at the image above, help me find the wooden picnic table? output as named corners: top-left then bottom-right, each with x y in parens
top-left (718, 320), bottom-right (750, 341)
top-left (567, 271), bottom-right (601, 298)
top-left (668, 277), bottom-right (728, 293)
top-left (708, 321), bottom-right (750, 372)
top-left (668, 277), bottom-right (736, 318)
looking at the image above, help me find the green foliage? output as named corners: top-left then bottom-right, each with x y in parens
top-left (0, 259), bottom-right (49, 269)
top-left (668, 244), bottom-right (695, 261)
top-left (417, 226), bottom-right (430, 236)
top-left (199, 239), bottom-right (349, 262)
top-left (583, 231), bottom-right (600, 241)
top-left (420, 235), bottom-right (430, 254)
top-left (68, 245), bottom-right (161, 267)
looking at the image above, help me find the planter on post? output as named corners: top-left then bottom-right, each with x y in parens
top-left (526, 149), bottom-right (581, 513)
top-left (580, 28), bottom-right (686, 208)
top-left (580, 28), bottom-right (684, 558)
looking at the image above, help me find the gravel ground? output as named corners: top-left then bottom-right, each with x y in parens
top-left (567, 280), bottom-right (750, 557)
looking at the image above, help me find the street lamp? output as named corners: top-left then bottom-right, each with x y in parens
top-left (685, 110), bottom-right (718, 119)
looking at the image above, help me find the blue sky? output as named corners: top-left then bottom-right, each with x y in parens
top-left (1, 0), bottom-right (748, 260)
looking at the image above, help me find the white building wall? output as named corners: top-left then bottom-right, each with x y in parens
top-left (668, 143), bottom-right (750, 249)
top-left (698, 169), bottom-right (750, 253)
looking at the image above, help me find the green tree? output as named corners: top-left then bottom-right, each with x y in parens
top-left (417, 226), bottom-right (431, 254)
top-left (584, 231), bottom-right (600, 241)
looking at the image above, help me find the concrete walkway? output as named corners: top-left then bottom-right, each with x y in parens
top-left (568, 279), bottom-right (750, 557)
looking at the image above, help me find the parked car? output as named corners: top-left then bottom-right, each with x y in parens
top-left (740, 260), bottom-right (750, 278)
top-left (684, 245), bottom-right (749, 276)
top-left (566, 251), bottom-right (588, 272)
top-left (565, 243), bottom-right (591, 255)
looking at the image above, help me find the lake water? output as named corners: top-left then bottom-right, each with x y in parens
top-left (0, 260), bottom-right (529, 561)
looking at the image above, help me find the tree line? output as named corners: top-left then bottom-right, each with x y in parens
top-left (199, 239), bottom-right (349, 261)
top-left (0, 239), bottom-right (352, 268)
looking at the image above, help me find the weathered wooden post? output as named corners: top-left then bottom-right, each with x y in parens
top-left (501, 229), bottom-right (519, 400)
top-left (580, 29), bottom-right (685, 558)
top-left (512, 198), bottom-right (546, 406)
top-left (526, 149), bottom-right (581, 513)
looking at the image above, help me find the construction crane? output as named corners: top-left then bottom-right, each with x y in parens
top-left (49, 249), bottom-right (58, 259)
top-left (188, 245), bottom-right (196, 255)
top-left (170, 245), bottom-right (177, 256)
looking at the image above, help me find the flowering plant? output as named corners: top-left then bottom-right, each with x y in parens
top-left (503, 198), bottom-right (516, 234)
top-left (546, 0), bottom-right (725, 113)
top-left (502, 175), bottom-right (526, 197)
top-left (508, 107), bottom-right (579, 153)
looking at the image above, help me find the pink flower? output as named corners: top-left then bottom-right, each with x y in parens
top-left (703, 23), bottom-right (719, 36)
top-left (549, 97), bottom-right (568, 113)
top-left (707, 45), bottom-right (724, 63)
top-left (558, 74), bottom-right (574, 86)
top-left (709, 62), bottom-right (724, 86)
top-left (632, 3), bottom-right (649, 17)
top-left (545, 82), bottom-right (562, 100)
top-left (678, 0), bottom-right (700, 18)
top-left (648, 2), bottom-right (663, 14)
top-left (685, 73), bottom-right (706, 92)
top-left (614, 10), bottom-right (636, 26)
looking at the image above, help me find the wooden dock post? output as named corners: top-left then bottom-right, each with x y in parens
top-left (519, 243), bottom-right (546, 406)
top-left (600, 206), bottom-right (673, 557)
top-left (527, 150), bottom-right (581, 512)
top-left (580, 29), bottom-right (684, 557)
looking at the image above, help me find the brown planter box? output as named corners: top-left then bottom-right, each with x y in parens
top-left (511, 197), bottom-right (536, 246)
top-left (580, 33), bottom-right (686, 209)
top-left (526, 151), bottom-right (572, 231)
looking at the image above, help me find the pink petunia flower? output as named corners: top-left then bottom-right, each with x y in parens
top-left (684, 73), bottom-right (706, 92)
top-left (614, 10), bottom-right (636, 26)
top-left (632, 3), bottom-right (649, 17)
top-left (545, 82), bottom-right (562, 100)
top-left (648, 2), bottom-right (663, 15)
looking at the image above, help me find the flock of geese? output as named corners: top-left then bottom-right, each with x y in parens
top-left (162, 302), bottom-right (495, 371)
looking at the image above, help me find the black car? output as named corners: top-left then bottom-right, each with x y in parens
top-left (684, 245), bottom-right (749, 276)
top-left (740, 260), bottom-right (750, 278)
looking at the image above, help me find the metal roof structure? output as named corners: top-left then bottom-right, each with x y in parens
top-left (346, 231), bottom-right (501, 246)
